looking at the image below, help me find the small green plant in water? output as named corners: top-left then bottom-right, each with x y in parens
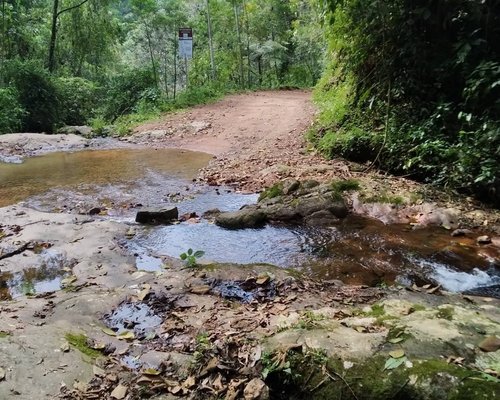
top-left (180, 248), bottom-right (205, 268)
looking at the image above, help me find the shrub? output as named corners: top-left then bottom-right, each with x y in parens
top-left (56, 77), bottom-right (98, 125)
top-left (312, 0), bottom-right (500, 205)
top-left (100, 68), bottom-right (157, 122)
top-left (2, 60), bottom-right (59, 133)
top-left (0, 87), bottom-right (26, 134)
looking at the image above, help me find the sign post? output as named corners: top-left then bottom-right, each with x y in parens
top-left (179, 28), bottom-right (193, 89)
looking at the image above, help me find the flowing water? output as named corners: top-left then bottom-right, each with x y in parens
top-left (1, 148), bottom-right (499, 299)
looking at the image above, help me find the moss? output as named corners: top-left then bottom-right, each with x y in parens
top-left (0, 331), bottom-right (11, 338)
top-left (259, 182), bottom-right (284, 201)
top-left (365, 193), bottom-right (405, 205)
top-left (265, 352), bottom-right (499, 400)
top-left (410, 304), bottom-right (426, 313)
top-left (331, 179), bottom-right (361, 193)
top-left (436, 306), bottom-right (454, 321)
top-left (65, 333), bottom-right (102, 359)
top-left (364, 303), bottom-right (385, 317)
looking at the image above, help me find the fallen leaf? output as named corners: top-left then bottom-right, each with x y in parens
top-left (190, 285), bottom-right (211, 295)
top-left (384, 356), bottom-right (406, 370)
top-left (256, 276), bottom-right (270, 285)
top-left (93, 366), bottom-right (105, 377)
top-left (389, 349), bottom-right (405, 359)
top-left (137, 376), bottom-right (153, 384)
top-left (60, 342), bottom-right (70, 352)
top-left (61, 276), bottom-right (77, 287)
top-left (0, 367), bottom-right (5, 381)
top-left (169, 385), bottom-right (183, 395)
top-left (143, 368), bottom-right (161, 376)
top-left (183, 376), bottom-right (196, 389)
top-left (102, 328), bottom-right (117, 337)
top-left (388, 337), bottom-right (404, 344)
top-left (137, 288), bottom-right (150, 301)
top-left (110, 384), bottom-right (128, 399)
top-left (117, 331), bottom-right (135, 341)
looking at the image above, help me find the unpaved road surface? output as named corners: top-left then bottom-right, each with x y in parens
top-left (131, 90), bottom-right (351, 192)
top-left (131, 90), bottom-right (500, 229)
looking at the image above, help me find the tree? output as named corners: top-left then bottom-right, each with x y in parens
top-left (48, 0), bottom-right (91, 72)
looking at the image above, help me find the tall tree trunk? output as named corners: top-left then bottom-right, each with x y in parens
top-left (173, 35), bottom-right (177, 100)
top-left (233, 2), bottom-right (244, 88)
top-left (206, 0), bottom-right (216, 80)
top-left (145, 23), bottom-right (158, 87)
top-left (48, 0), bottom-right (91, 73)
top-left (1, 0), bottom-right (6, 85)
top-left (242, 0), bottom-right (251, 87)
top-left (48, 0), bottom-right (59, 72)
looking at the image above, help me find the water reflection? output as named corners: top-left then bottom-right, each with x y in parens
top-left (0, 148), bottom-right (213, 207)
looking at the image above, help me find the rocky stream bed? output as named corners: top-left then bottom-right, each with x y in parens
top-left (1, 92), bottom-right (500, 399)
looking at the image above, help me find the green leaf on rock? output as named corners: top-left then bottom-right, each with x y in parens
top-left (384, 356), bottom-right (407, 370)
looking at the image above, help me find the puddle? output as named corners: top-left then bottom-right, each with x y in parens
top-left (0, 250), bottom-right (74, 300)
top-left (103, 293), bottom-right (175, 339)
top-left (209, 278), bottom-right (276, 303)
top-left (0, 148), bottom-right (213, 207)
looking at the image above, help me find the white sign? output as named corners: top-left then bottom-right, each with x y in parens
top-left (179, 28), bottom-right (193, 59)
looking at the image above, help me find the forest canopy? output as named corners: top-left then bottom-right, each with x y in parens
top-left (1, 0), bottom-right (499, 204)
top-left (0, 0), bottom-right (324, 134)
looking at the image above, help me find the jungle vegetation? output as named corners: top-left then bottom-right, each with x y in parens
top-left (1, 0), bottom-right (499, 204)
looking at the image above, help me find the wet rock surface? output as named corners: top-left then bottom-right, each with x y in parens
top-left (136, 208), bottom-right (179, 225)
top-left (214, 180), bottom-right (349, 229)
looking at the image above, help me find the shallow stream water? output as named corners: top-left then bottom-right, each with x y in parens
top-left (1, 148), bottom-right (499, 299)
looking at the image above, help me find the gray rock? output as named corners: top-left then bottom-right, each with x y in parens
top-left (282, 179), bottom-right (300, 195)
top-left (451, 229), bottom-right (473, 237)
top-left (135, 207), bottom-right (179, 225)
top-left (264, 204), bottom-right (300, 221)
top-left (295, 195), bottom-right (348, 218)
top-left (215, 209), bottom-right (267, 229)
top-left (304, 210), bottom-right (340, 226)
top-left (477, 235), bottom-right (492, 245)
top-left (243, 378), bottom-right (269, 400)
top-left (301, 179), bottom-right (320, 189)
top-left (58, 125), bottom-right (93, 137)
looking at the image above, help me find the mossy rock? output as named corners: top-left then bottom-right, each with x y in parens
top-left (265, 353), bottom-right (499, 400)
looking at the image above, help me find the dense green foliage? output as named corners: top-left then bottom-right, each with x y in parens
top-left (312, 0), bottom-right (500, 204)
top-left (0, 0), bottom-right (324, 134)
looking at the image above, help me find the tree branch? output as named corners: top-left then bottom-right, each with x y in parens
top-left (56, 0), bottom-right (91, 18)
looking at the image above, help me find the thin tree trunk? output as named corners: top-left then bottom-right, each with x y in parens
top-left (145, 23), bottom-right (158, 87)
top-left (48, 0), bottom-right (59, 72)
top-left (163, 50), bottom-right (169, 98)
top-left (242, 0), bottom-right (251, 87)
top-left (48, 0), bottom-right (91, 73)
top-left (233, 2), bottom-right (244, 88)
top-left (206, 0), bottom-right (216, 80)
top-left (1, 0), bottom-right (6, 84)
top-left (173, 34), bottom-right (177, 100)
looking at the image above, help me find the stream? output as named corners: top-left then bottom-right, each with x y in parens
top-left (1, 148), bottom-right (499, 300)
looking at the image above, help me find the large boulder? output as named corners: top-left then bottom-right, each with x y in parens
top-left (304, 210), bottom-right (340, 226)
top-left (295, 195), bottom-right (348, 219)
top-left (215, 208), bottom-right (267, 229)
top-left (135, 207), bottom-right (178, 225)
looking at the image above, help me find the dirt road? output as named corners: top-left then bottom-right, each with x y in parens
top-left (131, 90), bottom-right (351, 192)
